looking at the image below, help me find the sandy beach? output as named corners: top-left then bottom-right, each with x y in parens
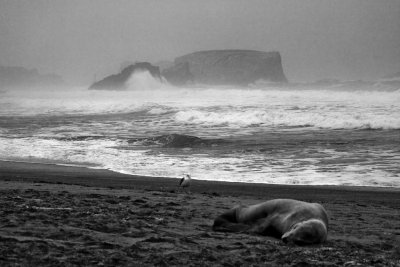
top-left (0, 160), bottom-right (399, 266)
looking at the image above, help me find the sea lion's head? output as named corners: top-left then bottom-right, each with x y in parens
top-left (281, 219), bottom-right (327, 245)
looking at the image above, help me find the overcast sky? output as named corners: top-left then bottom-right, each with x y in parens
top-left (1, 0), bottom-right (399, 84)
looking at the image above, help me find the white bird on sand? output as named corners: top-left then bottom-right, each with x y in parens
top-left (179, 174), bottom-right (191, 193)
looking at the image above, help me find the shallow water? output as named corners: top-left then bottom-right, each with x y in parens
top-left (0, 74), bottom-right (399, 187)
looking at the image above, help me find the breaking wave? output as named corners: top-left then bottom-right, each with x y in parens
top-left (174, 108), bottom-right (400, 130)
top-left (127, 134), bottom-right (227, 148)
top-left (1, 80), bottom-right (399, 187)
top-left (126, 70), bottom-right (167, 91)
top-left (1, 85), bottom-right (399, 130)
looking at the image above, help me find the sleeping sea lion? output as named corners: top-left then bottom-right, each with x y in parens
top-left (213, 199), bottom-right (328, 245)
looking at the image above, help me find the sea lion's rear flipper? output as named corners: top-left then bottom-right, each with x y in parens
top-left (212, 206), bottom-right (250, 232)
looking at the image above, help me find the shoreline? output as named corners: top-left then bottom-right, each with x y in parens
top-left (1, 160), bottom-right (399, 199)
top-left (2, 157), bottom-right (399, 190)
top-left (2, 159), bottom-right (400, 190)
top-left (1, 160), bottom-right (399, 266)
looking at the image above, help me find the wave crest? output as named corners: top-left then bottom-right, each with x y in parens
top-left (128, 134), bottom-right (226, 148)
top-left (126, 70), bottom-right (168, 91)
top-left (174, 109), bottom-right (400, 129)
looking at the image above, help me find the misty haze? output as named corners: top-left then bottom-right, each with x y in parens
top-left (0, 1), bottom-right (399, 266)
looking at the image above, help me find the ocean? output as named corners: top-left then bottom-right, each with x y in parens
top-left (1, 72), bottom-right (399, 187)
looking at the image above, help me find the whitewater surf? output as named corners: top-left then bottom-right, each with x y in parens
top-left (0, 72), bottom-right (399, 187)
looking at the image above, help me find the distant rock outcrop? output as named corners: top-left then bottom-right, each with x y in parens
top-left (89, 62), bottom-right (162, 90)
top-left (162, 62), bottom-right (194, 86)
top-left (0, 66), bottom-right (64, 89)
top-left (382, 71), bottom-right (400, 80)
top-left (162, 50), bottom-right (287, 86)
top-left (379, 71), bottom-right (400, 89)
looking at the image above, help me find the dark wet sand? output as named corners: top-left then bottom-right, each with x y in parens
top-left (0, 160), bottom-right (399, 266)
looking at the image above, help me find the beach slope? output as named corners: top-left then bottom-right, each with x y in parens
top-left (0, 161), bottom-right (399, 266)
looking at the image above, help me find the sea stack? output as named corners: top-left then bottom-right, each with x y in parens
top-left (89, 62), bottom-right (162, 90)
top-left (162, 50), bottom-right (288, 86)
top-left (0, 66), bottom-right (64, 89)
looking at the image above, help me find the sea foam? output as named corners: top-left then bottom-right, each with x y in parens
top-left (1, 82), bottom-right (399, 187)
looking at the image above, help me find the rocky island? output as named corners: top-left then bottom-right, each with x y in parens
top-left (89, 50), bottom-right (288, 89)
top-left (162, 50), bottom-right (288, 86)
top-left (89, 62), bottom-right (162, 90)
